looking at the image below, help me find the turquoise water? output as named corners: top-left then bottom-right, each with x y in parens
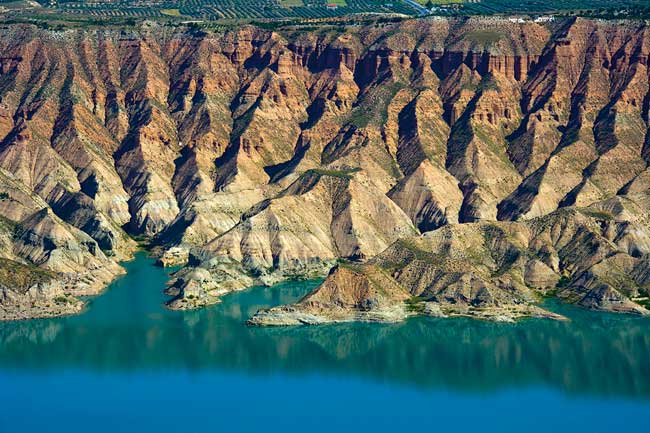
top-left (1, 252), bottom-right (650, 432)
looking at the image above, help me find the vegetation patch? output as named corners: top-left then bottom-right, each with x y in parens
top-left (348, 81), bottom-right (405, 129)
top-left (405, 296), bottom-right (425, 313)
top-left (556, 275), bottom-right (571, 289)
top-left (578, 208), bottom-right (614, 221)
top-left (306, 167), bottom-right (361, 180)
top-left (279, 0), bottom-right (305, 6)
top-left (397, 239), bottom-right (444, 264)
top-left (54, 295), bottom-right (71, 304)
top-left (418, 0), bottom-right (463, 5)
top-left (465, 30), bottom-right (505, 46)
top-left (338, 260), bottom-right (365, 273)
top-left (0, 259), bottom-right (56, 294)
top-left (160, 9), bottom-right (182, 17)
top-left (634, 298), bottom-right (650, 309)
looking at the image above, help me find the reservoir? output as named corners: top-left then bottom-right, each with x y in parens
top-left (1, 252), bottom-right (649, 432)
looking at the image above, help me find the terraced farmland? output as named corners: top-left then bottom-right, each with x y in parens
top-left (462, 0), bottom-right (650, 15)
top-left (8, 0), bottom-right (650, 23)
top-left (53, 0), bottom-right (418, 20)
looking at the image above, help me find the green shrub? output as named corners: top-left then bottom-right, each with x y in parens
top-left (405, 296), bottom-right (425, 313)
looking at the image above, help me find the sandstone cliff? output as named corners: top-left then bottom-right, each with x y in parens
top-left (0, 17), bottom-right (649, 320)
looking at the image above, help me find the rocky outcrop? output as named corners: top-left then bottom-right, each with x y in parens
top-left (165, 169), bottom-right (416, 309)
top-left (248, 264), bottom-right (412, 325)
top-left (0, 205), bottom-right (125, 319)
top-left (250, 206), bottom-right (650, 324)
top-left (0, 258), bottom-right (84, 320)
top-left (0, 168), bottom-right (126, 320)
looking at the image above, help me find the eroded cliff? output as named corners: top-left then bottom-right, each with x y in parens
top-left (1, 17), bottom-right (649, 320)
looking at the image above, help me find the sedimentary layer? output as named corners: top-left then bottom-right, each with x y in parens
top-left (0, 17), bottom-right (649, 320)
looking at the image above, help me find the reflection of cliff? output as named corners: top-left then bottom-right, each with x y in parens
top-left (1, 278), bottom-right (649, 398)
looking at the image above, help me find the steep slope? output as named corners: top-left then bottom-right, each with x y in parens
top-left (0, 169), bottom-right (127, 320)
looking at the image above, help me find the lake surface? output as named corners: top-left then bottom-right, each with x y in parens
top-left (1, 252), bottom-right (649, 433)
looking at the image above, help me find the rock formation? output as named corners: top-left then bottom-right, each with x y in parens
top-left (0, 17), bottom-right (649, 321)
top-left (251, 205), bottom-right (650, 324)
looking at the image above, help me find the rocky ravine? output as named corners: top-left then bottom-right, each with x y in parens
top-left (1, 17), bottom-right (650, 321)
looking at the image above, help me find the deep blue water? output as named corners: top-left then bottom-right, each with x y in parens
top-left (1, 252), bottom-right (649, 433)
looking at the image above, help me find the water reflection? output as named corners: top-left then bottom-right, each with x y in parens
top-left (1, 253), bottom-right (649, 398)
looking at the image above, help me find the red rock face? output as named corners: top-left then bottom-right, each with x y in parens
top-left (1, 17), bottom-right (650, 317)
